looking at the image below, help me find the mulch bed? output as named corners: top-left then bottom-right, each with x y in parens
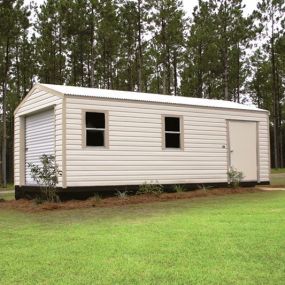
top-left (0, 188), bottom-right (261, 213)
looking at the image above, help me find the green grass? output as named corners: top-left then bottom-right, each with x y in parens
top-left (270, 171), bottom-right (285, 186)
top-left (0, 191), bottom-right (285, 285)
top-left (0, 183), bottom-right (15, 191)
top-left (271, 168), bottom-right (285, 174)
top-left (271, 176), bottom-right (285, 186)
top-left (270, 168), bottom-right (285, 185)
top-left (0, 192), bottom-right (14, 200)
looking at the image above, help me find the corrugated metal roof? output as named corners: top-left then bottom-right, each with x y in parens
top-left (40, 83), bottom-right (265, 112)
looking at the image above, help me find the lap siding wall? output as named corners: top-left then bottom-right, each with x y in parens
top-left (65, 96), bottom-right (270, 187)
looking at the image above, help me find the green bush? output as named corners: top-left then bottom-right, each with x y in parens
top-left (137, 181), bottom-right (164, 197)
top-left (89, 193), bottom-right (101, 207)
top-left (33, 196), bottom-right (45, 205)
top-left (198, 184), bottom-right (213, 192)
top-left (28, 154), bottom-right (62, 202)
top-left (116, 191), bottom-right (128, 199)
top-left (172, 184), bottom-right (186, 193)
top-left (227, 167), bottom-right (244, 188)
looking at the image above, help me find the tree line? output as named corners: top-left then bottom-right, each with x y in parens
top-left (0, 0), bottom-right (284, 186)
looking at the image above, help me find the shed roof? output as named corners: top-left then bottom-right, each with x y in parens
top-left (40, 84), bottom-right (265, 112)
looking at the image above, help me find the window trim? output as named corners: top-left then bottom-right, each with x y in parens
top-left (162, 115), bottom-right (184, 150)
top-left (82, 110), bottom-right (109, 149)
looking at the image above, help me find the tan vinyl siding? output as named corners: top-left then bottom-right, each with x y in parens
top-left (14, 87), bottom-right (63, 187)
top-left (65, 96), bottom-right (270, 187)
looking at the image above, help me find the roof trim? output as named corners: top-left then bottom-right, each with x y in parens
top-left (37, 84), bottom-right (65, 98)
top-left (14, 84), bottom-right (64, 115)
top-left (35, 83), bottom-right (267, 113)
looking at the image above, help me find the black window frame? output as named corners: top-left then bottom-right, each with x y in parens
top-left (163, 116), bottom-right (182, 149)
top-left (85, 111), bottom-right (107, 147)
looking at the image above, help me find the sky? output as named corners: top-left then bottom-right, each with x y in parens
top-left (27, 0), bottom-right (260, 16)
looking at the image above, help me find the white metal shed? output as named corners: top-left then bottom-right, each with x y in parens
top-left (14, 84), bottom-right (270, 199)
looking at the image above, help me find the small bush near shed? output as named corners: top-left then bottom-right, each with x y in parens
top-left (198, 184), bottom-right (213, 192)
top-left (227, 167), bottom-right (244, 188)
top-left (172, 184), bottom-right (186, 193)
top-left (137, 181), bottom-right (164, 197)
top-left (88, 193), bottom-right (101, 205)
top-left (116, 191), bottom-right (129, 199)
top-left (28, 155), bottom-right (62, 202)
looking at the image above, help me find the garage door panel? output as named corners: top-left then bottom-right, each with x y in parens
top-left (25, 109), bottom-right (55, 185)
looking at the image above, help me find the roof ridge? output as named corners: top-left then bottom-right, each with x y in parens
top-left (39, 83), bottom-right (266, 112)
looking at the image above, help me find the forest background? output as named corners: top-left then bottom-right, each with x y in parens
top-left (0, 0), bottom-right (284, 186)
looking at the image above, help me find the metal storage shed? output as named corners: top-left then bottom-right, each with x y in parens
top-left (14, 84), bottom-right (270, 199)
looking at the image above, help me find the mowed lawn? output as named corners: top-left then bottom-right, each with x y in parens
top-left (0, 191), bottom-right (285, 285)
top-left (271, 168), bottom-right (285, 185)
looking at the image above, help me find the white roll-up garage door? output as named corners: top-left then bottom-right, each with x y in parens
top-left (25, 109), bottom-right (55, 185)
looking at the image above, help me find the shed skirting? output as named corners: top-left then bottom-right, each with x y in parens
top-left (15, 181), bottom-right (270, 200)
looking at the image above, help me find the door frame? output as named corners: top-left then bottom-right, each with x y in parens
top-left (226, 119), bottom-right (260, 183)
top-left (24, 107), bottom-right (56, 185)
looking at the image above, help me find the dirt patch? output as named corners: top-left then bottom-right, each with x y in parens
top-left (261, 184), bottom-right (285, 188)
top-left (257, 187), bottom-right (285, 191)
top-left (0, 188), bottom-right (261, 213)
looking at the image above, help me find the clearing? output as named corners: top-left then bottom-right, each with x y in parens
top-left (0, 191), bottom-right (284, 285)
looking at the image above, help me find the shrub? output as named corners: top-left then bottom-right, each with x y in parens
top-left (28, 154), bottom-right (62, 202)
top-left (172, 184), bottom-right (186, 193)
top-left (116, 191), bottom-right (128, 199)
top-left (137, 181), bottom-right (163, 196)
top-left (33, 196), bottom-right (44, 205)
top-left (227, 167), bottom-right (244, 188)
top-left (89, 193), bottom-right (101, 207)
top-left (198, 184), bottom-right (213, 192)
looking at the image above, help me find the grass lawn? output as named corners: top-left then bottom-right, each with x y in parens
top-left (271, 168), bottom-right (285, 174)
top-left (271, 170), bottom-right (285, 186)
top-left (0, 183), bottom-right (15, 191)
top-left (0, 193), bottom-right (15, 201)
top-left (0, 191), bottom-right (285, 285)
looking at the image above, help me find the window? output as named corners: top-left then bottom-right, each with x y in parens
top-left (86, 112), bottom-right (106, 147)
top-left (164, 116), bottom-right (181, 149)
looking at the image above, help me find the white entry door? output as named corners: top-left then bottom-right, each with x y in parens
top-left (228, 121), bottom-right (258, 181)
top-left (25, 109), bottom-right (55, 185)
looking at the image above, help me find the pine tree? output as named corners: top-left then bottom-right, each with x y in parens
top-left (214, 0), bottom-right (252, 101)
top-left (253, 0), bottom-right (285, 168)
top-left (147, 0), bottom-right (185, 95)
top-left (181, 0), bottom-right (221, 98)
top-left (116, 0), bottom-right (139, 91)
top-left (0, 0), bottom-right (31, 185)
top-left (96, 0), bottom-right (120, 89)
top-left (35, 0), bottom-right (67, 84)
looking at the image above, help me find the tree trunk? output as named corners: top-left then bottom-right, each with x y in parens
top-left (271, 19), bottom-right (279, 168)
top-left (137, 0), bottom-right (143, 92)
top-left (173, 51), bottom-right (178, 96)
top-left (222, 0), bottom-right (229, 101)
top-left (1, 39), bottom-right (9, 187)
top-left (197, 43), bottom-right (203, 98)
top-left (90, 5), bottom-right (96, 87)
top-left (156, 59), bottom-right (160, 93)
top-left (162, 64), bottom-right (167, 94)
top-left (223, 49), bottom-right (229, 100)
top-left (103, 39), bottom-right (107, 89)
top-left (237, 43), bottom-right (240, 103)
top-left (2, 83), bottom-right (7, 187)
top-left (161, 7), bottom-right (167, 95)
top-left (167, 45), bottom-right (171, 94)
top-left (59, 20), bottom-right (64, 84)
top-left (277, 68), bottom-right (283, 168)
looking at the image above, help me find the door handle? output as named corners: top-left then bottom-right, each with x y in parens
top-left (230, 150), bottom-right (234, 153)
